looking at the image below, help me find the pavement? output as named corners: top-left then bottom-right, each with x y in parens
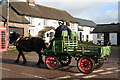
top-left (0, 46), bottom-right (120, 80)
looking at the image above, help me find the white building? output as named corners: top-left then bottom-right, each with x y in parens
top-left (10, 1), bottom-right (78, 43)
top-left (75, 18), bottom-right (96, 42)
top-left (92, 24), bottom-right (120, 46)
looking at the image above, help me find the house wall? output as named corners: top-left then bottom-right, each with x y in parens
top-left (8, 22), bottom-right (29, 37)
top-left (45, 29), bottom-right (55, 43)
top-left (25, 16), bottom-right (59, 37)
top-left (78, 26), bottom-right (94, 42)
top-left (25, 16), bottom-right (78, 42)
top-left (0, 22), bottom-right (29, 37)
top-left (93, 33), bottom-right (118, 45)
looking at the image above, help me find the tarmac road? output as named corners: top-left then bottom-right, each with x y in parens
top-left (1, 46), bottom-right (120, 80)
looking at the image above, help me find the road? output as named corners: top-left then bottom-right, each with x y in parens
top-left (1, 46), bottom-right (120, 80)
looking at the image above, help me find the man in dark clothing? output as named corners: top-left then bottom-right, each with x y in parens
top-left (54, 20), bottom-right (71, 39)
top-left (49, 20), bottom-right (71, 49)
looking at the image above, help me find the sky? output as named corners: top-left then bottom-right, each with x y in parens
top-left (12, 0), bottom-right (120, 24)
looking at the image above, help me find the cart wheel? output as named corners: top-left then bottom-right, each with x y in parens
top-left (59, 56), bottom-right (71, 66)
top-left (77, 56), bottom-right (95, 74)
top-left (95, 60), bottom-right (104, 69)
top-left (45, 56), bottom-right (59, 70)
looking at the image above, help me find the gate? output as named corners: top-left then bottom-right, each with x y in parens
top-left (0, 26), bottom-right (7, 52)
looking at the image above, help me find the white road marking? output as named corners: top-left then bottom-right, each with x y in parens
top-left (74, 73), bottom-right (85, 76)
top-left (56, 75), bottom-right (71, 79)
top-left (21, 73), bottom-right (42, 78)
top-left (93, 69), bottom-right (104, 73)
top-left (99, 71), bottom-right (113, 75)
top-left (0, 67), bottom-right (43, 78)
top-left (83, 75), bottom-right (97, 78)
top-left (0, 67), bottom-right (11, 71)
top-left (106, 67), bottom-right (117, 70)
top-left (115, 69), bottom-right (120, 72)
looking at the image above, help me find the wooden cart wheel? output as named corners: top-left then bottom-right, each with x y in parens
top-left (45, 56), bottom-right (59, 70)
top-left (59, 56), bottom-right (71, 66)
top-left (95, 60), bottom-right (104, 69)
top-left (77, 56), bottom-right (95, 74)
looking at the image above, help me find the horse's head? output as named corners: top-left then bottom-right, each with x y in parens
top-left (9, 32), bottom-right (20, 44)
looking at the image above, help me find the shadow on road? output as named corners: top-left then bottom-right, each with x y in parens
top-left (1, 58), bottom-right (77, 73)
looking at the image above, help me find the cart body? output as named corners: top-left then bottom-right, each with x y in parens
top-left (44, 30), bottom-right (111, 74)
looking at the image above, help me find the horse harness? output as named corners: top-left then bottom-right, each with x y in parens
top-left (14, 37), bottom-right (31, 50)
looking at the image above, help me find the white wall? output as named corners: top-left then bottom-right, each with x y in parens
top-left (78, 26), bottom-right (94, 41)
top-left (25, 16), bottom-right (59, 37)
top-left (45, 29), bottom-right (55, 43)
top-left (25, 16), bottom-right (78, 42)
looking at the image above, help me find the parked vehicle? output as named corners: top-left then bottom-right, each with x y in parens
top-left (43, 31), bottom-right (111, 74)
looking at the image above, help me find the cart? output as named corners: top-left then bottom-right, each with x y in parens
top-left (43, 31), bottom-right (111, 74)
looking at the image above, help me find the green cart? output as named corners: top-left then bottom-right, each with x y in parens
top-left (43, 31), bottom-right (111, 74)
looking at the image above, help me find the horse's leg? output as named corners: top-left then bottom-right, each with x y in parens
top-left (36, 51), bottom-right (44, 65)
top-left (21, 51), bottom-right (27, 64)
top-left (15, 52), bottom-right (21, 63)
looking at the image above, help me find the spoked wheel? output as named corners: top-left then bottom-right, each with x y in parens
top-left (59, 56), bottom-right (71, 66)
top-left (77, 56), bottom-right (95, 74)
top-left (45, 56), bottom-right (59, 70)
top-left (95, 60), bottom-right (104, 69)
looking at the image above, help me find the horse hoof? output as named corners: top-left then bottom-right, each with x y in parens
top-left (15, 60), bottom-right (19, 63)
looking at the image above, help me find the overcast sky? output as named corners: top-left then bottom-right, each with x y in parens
top-left (15, 0), bottom-right (119, 24)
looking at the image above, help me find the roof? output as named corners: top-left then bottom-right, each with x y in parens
top-left (39, 27), bottom-right (55, 33)
top-left (92, 24), bottom-right (119, 33)
top-left (10, 2), bottom-right (78, 23)
top-left (75, 18), bottom-right (96, 27)
top-left (0, 5), bottom-right (30, 24)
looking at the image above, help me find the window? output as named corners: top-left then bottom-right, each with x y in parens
top-left (44, 19), bottom-right (48, 27)
top-left (97, 33), bottom-right (104, 39)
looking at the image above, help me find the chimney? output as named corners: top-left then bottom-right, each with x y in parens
top-left (27, 0), bottom-right (35, 6)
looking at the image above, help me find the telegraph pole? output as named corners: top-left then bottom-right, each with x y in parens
top-left (6, 0), bottom-right (9, 47)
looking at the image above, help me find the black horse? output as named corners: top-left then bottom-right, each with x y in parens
top-left (9, 32), bottom-right (46, 65)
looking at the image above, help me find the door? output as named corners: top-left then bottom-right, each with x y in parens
top-left (109, 33), bottom-right (117, 45)
top-left (80, 32), bottom-right (82, 41)
top-left (86, 35), bottom-right (89, 42)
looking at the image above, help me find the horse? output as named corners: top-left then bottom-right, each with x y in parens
top-left (9, 32), bottom-right (46, 65)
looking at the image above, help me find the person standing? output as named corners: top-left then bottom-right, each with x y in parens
top-left (66, 21), bottom-right (71, 30)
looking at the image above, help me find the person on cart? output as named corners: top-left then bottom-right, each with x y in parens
top-left (49, 20), bottom-right (71, 49)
